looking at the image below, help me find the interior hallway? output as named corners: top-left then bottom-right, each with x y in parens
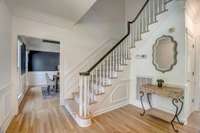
top-left (6, 87), bottom-right (200, 133)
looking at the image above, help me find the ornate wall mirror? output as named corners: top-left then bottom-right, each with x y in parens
top-left (152, 35), bottom-right (177, 73)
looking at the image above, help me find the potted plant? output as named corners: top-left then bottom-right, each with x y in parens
top-left (157, 79), bottom-right (164, 88)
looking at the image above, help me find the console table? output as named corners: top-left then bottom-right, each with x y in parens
top-left (140, 84), bottom-right (184, 132)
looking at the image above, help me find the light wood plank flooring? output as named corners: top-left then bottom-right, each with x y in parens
top-left (6, 87), bottom-right (200, 133)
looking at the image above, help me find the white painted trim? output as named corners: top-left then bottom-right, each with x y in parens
top-left (0, 82), bottom-right (11, 92)
top-left (93, 100), bottom-right (129, 116)
top-left (17, 85), bottom-right (29, 105)
top-left (112, 97), bottom-right (129, 104)
top-left (64, 104), bottom-right (91, 127)
top-left (196, 37), bottom-right (200, 110)
top-left (1, 111), bottom-right (13, 133)
top-left (110, 84), bottom-right (129, 104)
top-left (0, 82), bottom-right (14, 133)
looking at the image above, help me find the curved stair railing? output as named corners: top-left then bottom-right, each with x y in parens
top-left (69, 0), bottom-right (173, 120)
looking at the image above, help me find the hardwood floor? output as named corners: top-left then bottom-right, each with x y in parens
top-left (187, 111), bottom-right (200, 131)
top-left (7, 87), bottom-right (200, 133)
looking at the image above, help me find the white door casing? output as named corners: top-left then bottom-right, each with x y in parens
top-left (186, 29), bottom-right (196, 116)
top-left (195, 37), bottom-right (200, 110)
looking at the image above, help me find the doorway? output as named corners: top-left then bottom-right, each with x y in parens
top-left (17, 35), bottom-right (61, 103)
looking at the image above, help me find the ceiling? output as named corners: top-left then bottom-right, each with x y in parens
top-left (6, 0), bottom-right (97, 26)
top-left (20, 36), bottom-right (60, 53)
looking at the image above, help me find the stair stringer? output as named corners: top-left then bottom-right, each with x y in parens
top-left (89, 64), bottom-right (131, 116)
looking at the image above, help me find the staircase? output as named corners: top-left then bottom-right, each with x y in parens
top-left (64, 0), bottom-right (173, 127)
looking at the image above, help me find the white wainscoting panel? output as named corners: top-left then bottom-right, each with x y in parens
top-left (92, 80), bottom-right (130, 116)
top-left (28, 71), bottom-right (58, 86)
top-left (0, 83), bottom-right (13, 133)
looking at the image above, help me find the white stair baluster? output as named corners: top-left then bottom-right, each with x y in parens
top-left (90, 72), bottom-right (94, 103)
top-left (144, 6), bottom-right (148, 32)
top-left (121, 42), bottom-right (124, 64)
top-left (95, 68), bottom-right (98, 94)
top-left (137, 19), bottom-right (140, 40)
top-left (101, 63), bottom-right (105, 93)
top-left (131, 24), bottom-right (135, 48)
top-left (121, 43), bottom-right (124, 64)
top-left (135, 20), bottom-right (138, 41)
top-left (154, 0), bottom-right (158, 14)
top-left (159, 0), bottom-right (162, 13)
top-left (126, 37), bottom-right (130, 59)
top-left (146, 2), bottom-right (150, 25)
top-left (119, 44), bottom-right (121, 65)
top-left (116, 47), bottom-right (119, 70)
top-left (113, 50), bottom-right (115, 72)
top-left (79, 76), bottom-right (83, 117)
top-left (114, 50), bottom-right (117, 71)
top-left (110, 54), bottom-right (112, 78)
top-left (161, 0), bottom-right (166, 11)
top-left (139, 16), bottom-right (142, 40)
top-left (142, 11), bottom-right (145, 33)
top-left (151, 0), bottom-right (156, 23)
top-left (134, 22), bottom-right (137, 41)
top-left (139, 15), bottom-right (142, 38)
top-left (107, 57), bottom-right (110, 79)
top-left (99, 64), bottom-right (102, 89)
top-left (123, 41), bottom-right (126, 64)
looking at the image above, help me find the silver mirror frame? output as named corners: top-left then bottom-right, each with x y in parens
top-left (152, 35), bottom-right (178, 73)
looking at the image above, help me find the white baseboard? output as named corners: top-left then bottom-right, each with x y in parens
top-left (93, 99), bottom-right (129, 116)
top-left (18, 86), bottom-right (29, 105)
top-left (0, 82), bottom-right (14, 133)
top-left (64, 104), bottom-right (91, 127)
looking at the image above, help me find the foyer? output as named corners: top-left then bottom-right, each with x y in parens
top-left (1, 0), bottom-right (200, 132)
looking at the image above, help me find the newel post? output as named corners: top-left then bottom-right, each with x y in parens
top-left (79, 72), bottom-right (90, 118)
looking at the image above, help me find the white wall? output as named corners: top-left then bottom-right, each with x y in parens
top-left (185, 0), bottom-right (200, 119)
top-left (0, 0), bottom-right (13, 132)
top-left (127, 1), bottom-right (187, 122)
top-left (0, 0), bottom-right (12, 85)
top-left (11, 0), bottom-right (125, 112)
top-left (125, 0), bottom-right (145, 21)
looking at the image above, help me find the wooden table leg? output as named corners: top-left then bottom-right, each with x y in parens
top-left (140, 91), bottom-right (145, 116)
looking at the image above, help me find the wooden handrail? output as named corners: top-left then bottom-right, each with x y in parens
top-left (80, 0), bottom-right (150, 76)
